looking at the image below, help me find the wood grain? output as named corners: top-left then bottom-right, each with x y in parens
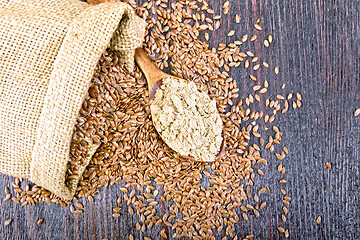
top-left (1, 0), bottom-right (359, 239)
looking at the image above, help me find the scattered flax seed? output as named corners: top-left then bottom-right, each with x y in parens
top-left (283, 200), bottom-right (290, 206)
top-left (129, 235), bottom-right (134, 240)
top-left (316, 216), bottom-right (321, 224)
top-left (277, 227), bottom-right (285, 233)
top-left (263, 61), bottom-right (269, 68)
top-left (250, 35), bottom-right (257, 41)
top-left (268, 35), bottom-right (273, 43)
top-left (215, 21), bottom-right (220, 30)
top-left (264, 40), bottom-right (269, 47)
top-left (37, 218), bottom-right (43, 226)
top-left (285, 229), bottom-right (289, 238)
top-left (326, 162), bottom-right (332, 170)
top-left (292, 101), bottom-right (297, 109)
top-left (160, 229), bottom-right (167, 238)
top-left (253, 85), bottom-right (261, 91)
top-left (113, 207), bottom-right (121, 212)
top-left (281, 189), bottom-right (287, 195)
top-left (254, 24), bottom-right (262, 31)
top-left (264, 80), bottom-right (269, 88)
top-left (283, 206), bottom-right (289, 214)
top-left (283, 146), bottom-right (288, 154)
top-left (281, 84), bottom-right (285, 89)
top-left (259, 88), bottom-right (267, 94)
top-left (76, 202), bottom-right (83, 209)
top-left (282, 214), bottom-right (286, 222)
top-left (204, 33), bottom-right (209, 41)
top-left (253, 64), bottom-right (260, 70)
top-left (355, 108), bottom-right (360, 116)
top-left (250, 75), bottom-right (257, 81)
top-left (4, 193), bottom-right (11, 201)
top-left (247, 51), bottom-right (254, 57)
top-left (242, 213), bottom-right (249, 221)
top-left (274, 67), bottom-right (279, 74)
top-left (259, 188), bottom-right (267, 194)
top-left (284, 196), bottom-right (291, 201)
top-left (296, 93), bottom-right (302, 100)
top-left (228, 30), bottom-right (235, 37)
top-left (252, 57), bottom-right (258, 62)
top-left (236, 14), bottom-right (240, 23)
top-left (242, 34), bottom-right (248, 42)
top-left (276, 95), bottom-right (284, 100)
top-left (4, 219), bottom-right (12, 226)
top-left (74, 210), bottom-right (83, 214)
top-left (279, 179), bottom-right (287, 184)
top-left (244, 60), bottom-right (249, 68)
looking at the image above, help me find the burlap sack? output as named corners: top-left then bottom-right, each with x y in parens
top-left (0, 0), bottom-right (145, 199)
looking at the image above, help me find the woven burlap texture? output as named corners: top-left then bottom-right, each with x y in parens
top-left (0, 0), bottom-right (145, 200)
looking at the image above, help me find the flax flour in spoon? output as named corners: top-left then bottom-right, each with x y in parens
top-left (150, 77), bottom-right (223, 162)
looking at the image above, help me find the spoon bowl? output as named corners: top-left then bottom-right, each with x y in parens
top-left (134, 48), bottom-right (226, 160)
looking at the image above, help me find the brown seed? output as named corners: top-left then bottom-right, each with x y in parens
top-left (283, 206), bottom-right (288, 214)
top-left (160, 228), bottom-right (167, 238)
top-left (326, 162), bottom-right (332, 170)
top-left (316, 216), bottom-right (321, 224)
top-left (227, 30), bottom-right (235, 37)
top-left (4, 194), bottom-right (11, 201)
top-left (274, 67), bottom-right (279, 74)
top-left (254, 24), bottom-right (262, 31)
top-left (4, 219), bottom-right (12, 226)
top-left (264, 40), bottom-right (269, 47)
top-left (76, 202), bottom-right (83, 209)
top-left (285, 229), bottom-right (289, 238)
top-left (236, 14), bottom-right (240, 23)
top-left (74, 210), bottom-right (83, 214)
top-left (259, 88), bottom-right (267, 94)
top-left (259, 188), bottom-right (267, 194)
top-left (355, 108), bottom-right (360, 116)
top-left (242, 34), bottom-right (248, 42)
top-left (37, 219), bottom-right (43, 226)
top-left (253, 64), bottom-right (260, 71)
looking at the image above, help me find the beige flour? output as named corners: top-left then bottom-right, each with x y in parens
top-left (150, 78), bottom-right (223, 162)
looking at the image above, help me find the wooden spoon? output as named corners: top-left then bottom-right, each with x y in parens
top-left (134, 48), bottom-right (226, 160)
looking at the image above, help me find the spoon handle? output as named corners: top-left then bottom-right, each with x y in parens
top-left (134, 48), bottom-right (169, 92)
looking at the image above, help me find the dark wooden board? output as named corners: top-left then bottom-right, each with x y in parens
top-left (1, 0), bottom-right (359, 239)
